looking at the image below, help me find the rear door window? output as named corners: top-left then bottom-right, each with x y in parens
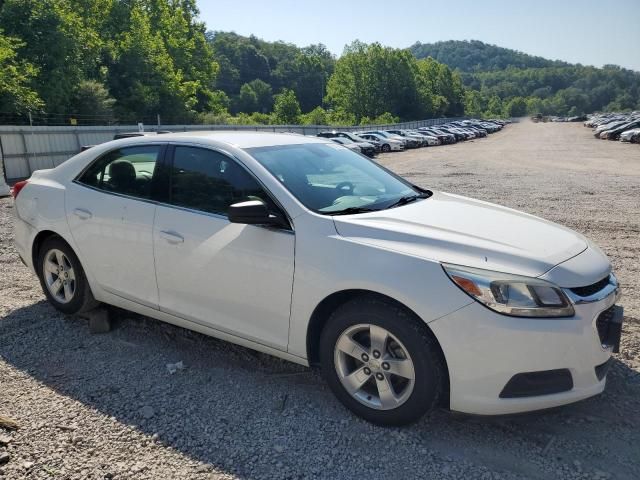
top-left (77, 145), bottom-right (162, 199)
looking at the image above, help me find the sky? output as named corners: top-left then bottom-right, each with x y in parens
top-left (197, 0), bottom-right (640, 71)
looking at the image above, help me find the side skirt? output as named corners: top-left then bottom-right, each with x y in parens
top-left (95, 290), bottom-right (310, 367)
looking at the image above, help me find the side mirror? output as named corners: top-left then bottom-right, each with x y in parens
top-left (228, 199), bottom-right (289, 228)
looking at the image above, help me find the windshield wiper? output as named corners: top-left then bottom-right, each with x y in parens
top-left (384, 192), bottom-right (431, 210)
top-left (328, 206), bottom-right (379, 216)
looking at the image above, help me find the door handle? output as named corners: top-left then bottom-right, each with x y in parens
top-left (159, 230), bottom-right (184, 244)
top-left (73, 208), bottom-right (92, 220)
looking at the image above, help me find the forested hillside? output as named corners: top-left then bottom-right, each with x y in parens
top-left (410, 40), bottom-right (568, 71)
top-left (411, 40), bottom-right (640, 117)
top-left (0, 2), bottom-right (638, 125)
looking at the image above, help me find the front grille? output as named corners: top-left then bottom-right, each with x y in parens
top-left (569, 276), bottom-right (610, 297)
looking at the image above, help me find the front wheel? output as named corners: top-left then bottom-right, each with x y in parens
top-left (320, 297), bottom-right (445, 426)
top-left (37, 236), bottom-right (99, 314)
top-left (381, 144), bottom-right (391, 153)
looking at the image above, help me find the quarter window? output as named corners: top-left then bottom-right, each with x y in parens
top-left (77, 145), bottom-right (161, 199)
top-left (169, 146), bottom-right (270, 216)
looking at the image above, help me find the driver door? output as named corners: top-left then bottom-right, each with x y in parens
top-left (153, 145), bottom-right (295, 350)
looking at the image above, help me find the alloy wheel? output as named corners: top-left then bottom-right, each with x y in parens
top-left (334, 324), bottom-right (415, 410)
top-left (43, 248), bottom-right (76, 304)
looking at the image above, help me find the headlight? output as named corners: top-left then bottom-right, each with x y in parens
top-left (442, 264), bottom-right (574, 318)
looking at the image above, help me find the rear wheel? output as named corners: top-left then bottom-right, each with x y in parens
top-left (37, 236), bottom-right (98, 314)
top-left (320, 297), bottom-right (445, 426)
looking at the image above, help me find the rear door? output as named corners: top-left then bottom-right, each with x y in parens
top-left (66, 144), bottom-right (165, 307)
top-left (152, 145), bottom-right (295, 350)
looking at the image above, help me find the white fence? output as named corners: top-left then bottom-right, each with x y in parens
top-left (0, 117), bottom-right (463, 182)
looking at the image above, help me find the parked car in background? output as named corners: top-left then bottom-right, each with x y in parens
top-left (317, 131), bottom-right (382, 153)
top-left (330, 137), bottom-right (377, 157)
top-left (404, 130), bottom-right (440, 146)
top-left (358, 133), bottom-right (404, 152)
top-left (386, 129), bottom-right (433, 147)
top-left (418, 128), bottom-right (455, 144)
top-left (437, 127), bottom-right (467, 142)
top-left (363, 131), bottom-right (419, 149)
top-left (620, 128), bottom-right (640, 143)
top-left (600, 119), bottom-right (640, 140)
top-left (585, 112), bottom-right (640, 143)
top-left (330, 137), bottom-right (361, 153)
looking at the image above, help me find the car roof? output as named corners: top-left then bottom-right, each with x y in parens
top-left (114, 131), bottom-right (330, 149)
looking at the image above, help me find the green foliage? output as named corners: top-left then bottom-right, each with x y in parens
top-left (273, 89), bottom-right (301, 124)
top-left (326, 109), bottom-right (357, 126)
top-left (359, 112), bottom-right (400, 126)
top-left (325, 41), bottom-right (464, 122)
top-left (71, 80), bottom-right (115, 119)
top-left (2, 3), bottom-right (638, 125)
top-left (0, 0), bottom-right (107, 113)
top-left (207, 32), bottom-right (334, 114)
top-left (411, 40), bottom-right (640, 117)
top-left (410, 40), bottom-right (568, 72)
top-left (236, 79), bottom-right (273, 113)
top-left (300, 106), bottom-right (328, 125)
top-left (326, 42), bottom-right (422, 122)
top-left (196, 110), bottom-right (231, 124)
top-left (0, 0), bottom-right (220, 121)
top-left (503, 97), bottom-right (527, 118)
top-left (0, 29), bottom-right (43, 112)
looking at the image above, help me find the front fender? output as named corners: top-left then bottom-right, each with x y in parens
top-left (287, 213), bottom-right (473, 358)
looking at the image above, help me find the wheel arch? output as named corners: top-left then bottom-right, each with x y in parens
top-left (31, 230), bottom-right (65, 268)
top-left (306, 289), bottom-right (449, 390)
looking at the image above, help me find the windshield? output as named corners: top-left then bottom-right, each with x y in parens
top-left (247, 143), bottom-right (423, 214)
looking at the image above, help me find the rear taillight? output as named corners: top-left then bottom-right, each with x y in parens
top-left (10, 180), bottom-right (28, 198)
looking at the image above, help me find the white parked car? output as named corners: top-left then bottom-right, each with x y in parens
top-left (358, 132), bottom-right (404, 152)
top-left (620, 128), bottom-right (640, 143)
top-left (13, 132), bottom-right (623, 426)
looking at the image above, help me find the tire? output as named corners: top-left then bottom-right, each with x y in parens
top-left (382, 144), bottom-right (391, 153)
top-left (320, 297), bottom-right (445, 426)
top-left (36, 236), bottom-right (99, 315)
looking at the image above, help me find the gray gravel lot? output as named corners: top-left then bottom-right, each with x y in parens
top-left (1, 120), bottom-right (639, 479)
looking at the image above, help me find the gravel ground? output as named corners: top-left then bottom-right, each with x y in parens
top-left (1, 120), bottom-right (639, 480)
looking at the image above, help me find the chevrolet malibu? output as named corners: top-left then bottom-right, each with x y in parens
top-left (12, 132), bottom-right (623, 426)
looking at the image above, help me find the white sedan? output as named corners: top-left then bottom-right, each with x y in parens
top-left (12, 132), bottom-right (622, 425)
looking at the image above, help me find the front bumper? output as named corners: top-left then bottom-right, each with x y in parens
top-left (429, 285), bottom-right (621, 415)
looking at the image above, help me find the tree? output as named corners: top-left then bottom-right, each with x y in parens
top-left (0, 0), bottom-right (108, 113)
top-left (326, 41), bottom-right (422, 122)
top-left (485, 95), bottom-right (503, 117)
top-left (300, 106), bottom-right (328, 125)
top-left (0, 30), bottom-right (43, 113)
top-left (70, 80), bottom-right (115, 121)
top-left (463, 90), bottom-right (485, 118)
top-left (107, 4), bottom-right (197, 121)
top-left (503, 97), bottom-right (527, 117)
top-left (273, 89), bottom-right (301, 124)
top-left (237, 83), bottom-right (258, 113)
top-left (246, 79), bottom-right (273, 113)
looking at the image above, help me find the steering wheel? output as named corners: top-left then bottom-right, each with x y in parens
top-left (335, 181), bottom-right (355, 195)
top-left (138, 170), bottom-right (153, 180)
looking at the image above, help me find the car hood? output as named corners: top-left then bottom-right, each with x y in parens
top-left (333, 191), bottom-right (588, 279)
